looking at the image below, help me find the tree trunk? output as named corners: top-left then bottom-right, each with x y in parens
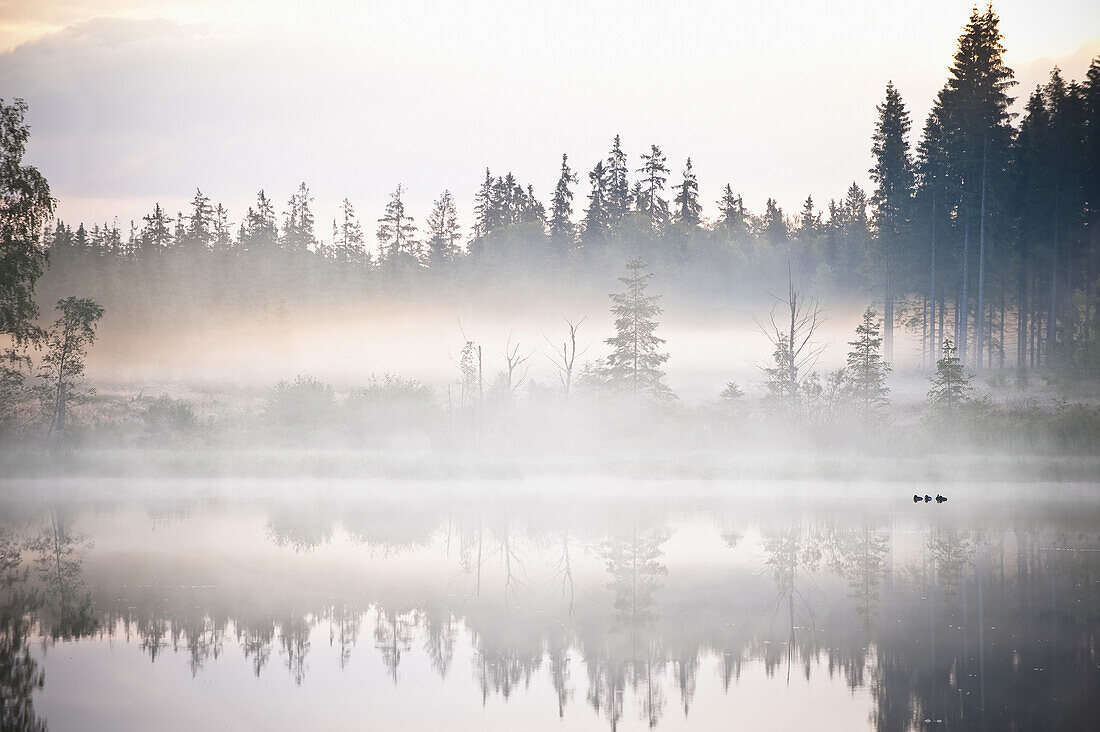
top-left (960, 207), bottom-right (970, 364)
top-left (976, 136), bottom-right (988, 370)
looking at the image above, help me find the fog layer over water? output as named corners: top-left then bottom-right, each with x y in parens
top-left (1, 479), bottom-right (1097, 731)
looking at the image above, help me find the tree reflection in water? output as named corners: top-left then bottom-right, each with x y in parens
top-left (0, 493), bottom-right (1097, 731)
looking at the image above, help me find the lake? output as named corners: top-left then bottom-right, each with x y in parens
top-left (1, 479), bottom-right (1097, 731)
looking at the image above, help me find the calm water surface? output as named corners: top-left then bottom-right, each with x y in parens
top-left (1, 479), bottom-right (1097, 731)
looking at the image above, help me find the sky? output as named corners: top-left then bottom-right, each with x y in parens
top-left (1, 0), bottom-right (1097, 240)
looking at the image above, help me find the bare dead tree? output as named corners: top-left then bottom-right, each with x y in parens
top-left (501, 332), bottom-right (534, 404)
top-left (754, 262), bottom-right (826, 404)
top-left (543, 315), bottom-right (589, 399)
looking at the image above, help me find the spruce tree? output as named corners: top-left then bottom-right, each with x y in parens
top-left (758, 198), bottom-right (787, 245)
top-left (336, 197), bottom-right (367, 264)
top-left (605, 135), bottom-right (632, 226)
top-left (425, 190), bottom-right (460, 265)
top-left (869, 81), bottom-right (914, 363)
top-left (141, 203), bottom-right (173, 250)
top-left (715, 185), bottom-right (748, 238)
top-left (282, 182), bottom-right (316, 252)
top-left (927, 338), bottom-right (973, 417)
top-left (548, 154), bottom-right (577, 254)
top-left (185, 188), bottom-right (213, 249)
top-left (636, 145), bottom-right (670, 231)
top-left (582, 160), bottom-right (611, 247)
top-left (795, 195), bottom-right (820, 241)
top-left (602, 259), bottom-right (672, 398)
top-left (845, 307), bottom-right (891, 423)
top-left (673, 157), bottom-right (702, 227)
top-left (377, 184), bottom-right (419, 263)
top-left (242, 190), bottom-right (278, 252)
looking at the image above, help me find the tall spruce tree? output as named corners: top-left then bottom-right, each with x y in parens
top-left (335, 198), bottom-right (367, 265)
top-left (582, 161), bottom-right (611, 247)
top-left (140, 203), bottom-right (173, 251)
top-left (715, 185), bottom-right (749, 238)
top-left (845, 307), bottom-right (891, 423)
top-left (673, 157), bottom-right (702, 227)
top-left (377, 184), bottom-right (419, 263)
top-left (636, 145), bottom-right (670, 231)
top-left (185, 188), bottom-right (213, 249)
top-left (425, 190), bottom-right (461, 265)
top-left (602, 259), bottom-right (672, 398)
top-left (282, 182), bottom-right (316, 252)
top-left (869, 81), bottom-right (914, 363)
top-left (241, 190), bottom-right (278, 252)
top-left (548, 154), bottom-right (577, 255)
top-left (606, 135), bottom-right (632, 227)
top-left (936, 5), bottom-right (1016, 365)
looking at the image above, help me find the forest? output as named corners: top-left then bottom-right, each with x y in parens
top-left (1, 6), bottom-right (1098, 478)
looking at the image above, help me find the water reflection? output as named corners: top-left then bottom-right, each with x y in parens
top-left (0, 487), bottom-right (1097, 730)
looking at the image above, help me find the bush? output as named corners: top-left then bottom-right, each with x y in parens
top-left (265, 376), bottom-right (335, 429)
top-left (141, 395), bottom-right (197, 436)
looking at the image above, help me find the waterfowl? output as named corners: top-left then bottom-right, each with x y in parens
top-left (924, 495), bottom-right (932, 502)
top-left (913, 495), bottom-right (922, 503)
top-left (935, 494), bottom-right (947, 503)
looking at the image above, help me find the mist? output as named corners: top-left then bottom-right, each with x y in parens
top-left (1, 1), bottom-right (1099, 730)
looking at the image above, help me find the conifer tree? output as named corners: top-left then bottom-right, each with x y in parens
top-left (548, 154), bottom-right (577, 254)
top-left (141, 203), bottom-right (173, 250)
top-left (795, 195), bottom-right (820, 240)
top-left (602, 259), bottom-right (671, 398)
top-left (673, 158), bottom-right (702, 227)
top-left (715, 185), bottom-right (749, 238)
top-left (758, 198), bottom-right (788, 245)
top-left (212, 203), bottom-right (233, 251)
top-left (377, 184), bottom-right (419, 263)
top-left (582, 161), bottom-right (611, 247)
top-left (636, 145), bottom-right (670, 231)
top-left (869, 81), bottom-right (914, 363)
top-left (927, 338), bottom-right (973, 417)
top-left (335, 197), bottom-right (367, 264)
top-left (185, 188), bottom-right (213, 249)
top-left (935, 5), bottom-right (1016, 364)
top-left (425, 190), bottom-right (460, 265)
top-left (845, 307), bottom-right (891, 423)
top-left (605, 135), bottom-right (632, 226)
top-left (282, 182), bottom-right (316, 252)
top-left (241, 190), bottom-right (278, 252)
top-left (472, 168), bottom-right (495, 241)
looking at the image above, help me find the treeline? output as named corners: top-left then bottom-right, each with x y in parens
top-left (28, 6), bottom-right (1100, 377)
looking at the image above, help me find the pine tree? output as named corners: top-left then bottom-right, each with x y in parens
top-left (869, 81), bottom-right (914, 363)
top-left (377, 184), bottom-right (419, 263)
top-left (582, 160), bottom-right (611, 247)
top-left (425, 190), bottom-right (461, 265)
top-left (548, 154), bottom-right (577, 254)
top-left (605, 135), bottom-right (632, 226)
top-left (636, 145), bottom-right (670, 231)
top-left (602, 259), bottom-right (672, 398)
top-left (673, 157), bottom-right (702, 227)
top-left (927, 338), bottom-right (973, 417)
top-left (845, 307), bottom-right (891, 422)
